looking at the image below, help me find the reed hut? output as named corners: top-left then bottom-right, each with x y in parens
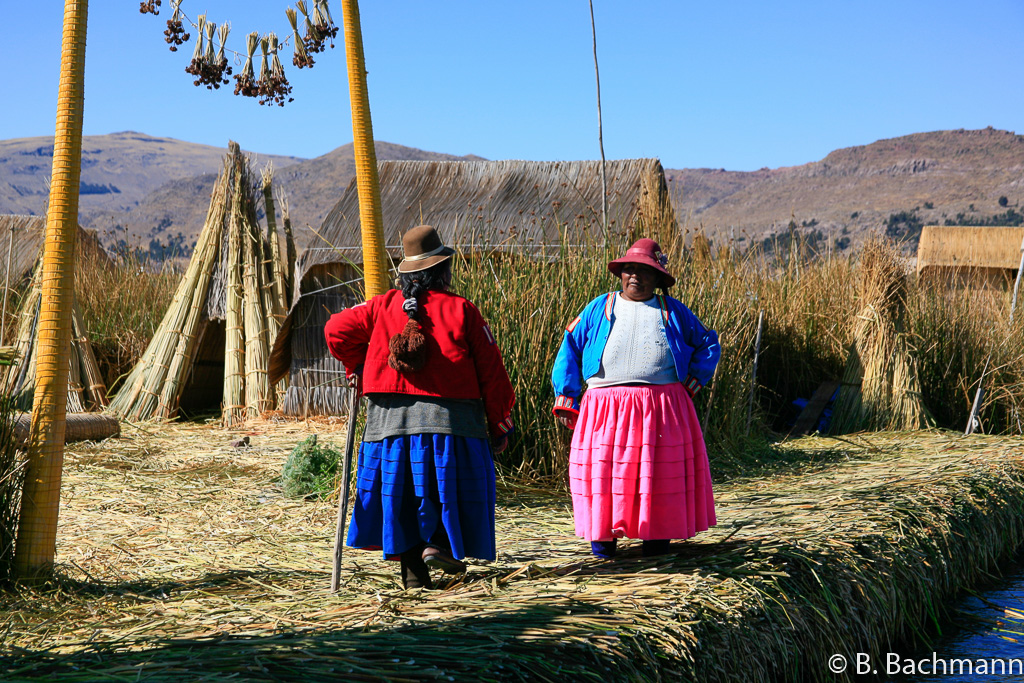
top-left (269, 158), bottom-right (674, 417)
top-left (108, 143), bottom-right (290, 425)
top-left (0, 216), bottom-right (112, 412)
top-left (916, 225), bottom-right (1024, 288)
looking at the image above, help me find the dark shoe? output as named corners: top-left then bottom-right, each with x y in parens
top-left (591, 539), bottom-right (617, 559)
top-left (422, 546), bottom-right (467, 574)
top-left (642, 539), bottom-right (671, 557)
top-left (400, 548), bottom-right (433, 589)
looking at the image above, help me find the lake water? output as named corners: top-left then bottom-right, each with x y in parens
top-left (895, 566), bottom-right (1024, 682)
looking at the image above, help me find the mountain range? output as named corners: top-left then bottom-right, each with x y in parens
top-left (2, 128), bottom-right (1022, 255)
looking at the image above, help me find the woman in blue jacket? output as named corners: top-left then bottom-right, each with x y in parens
top-left (551, 239), bottom-right (720, 558)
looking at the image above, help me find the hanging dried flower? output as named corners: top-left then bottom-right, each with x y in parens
top-left (184, 14), bottom-right (207, 85)
top-left (203, 20), bottom-right (217, 66)
top-left (286, 8), bottom-right (314, 68)
top-left (139, 0), bottom-right (161, 15)
top-left (215, 23), bottom-right (234, 85)
top-left (297, 1), bottom-right (326, 54)
top-left (258, 34), bottom-right (271, 88)
top-left (233, 32), bottom-right (260, 98)
top-left (164, 0), bottom-right (190, 51)
top-left (216, 25), bottom-right (232, 68)
top-left (257, 33), bottom-right (294, 107)
top-left (184, 16), bottom-right (231, 89)
top-left (313, 1), bottom-right (338, 45)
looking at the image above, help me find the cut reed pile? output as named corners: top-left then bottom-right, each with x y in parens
top-left (830, 240), bottom-right (932, 433)
top-left (2, 423), bottom-right (1024, 681)
top-left (0, 260), bottom-right (108, 412)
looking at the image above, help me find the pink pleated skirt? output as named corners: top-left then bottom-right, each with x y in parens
top-left (569, 383), bottom-right (716, 541)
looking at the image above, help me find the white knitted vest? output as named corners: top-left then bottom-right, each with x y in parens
top-left (587, 294), bottom-right (678, 388)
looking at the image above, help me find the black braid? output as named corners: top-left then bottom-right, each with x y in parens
top-left (389, 260), bottom-right (451, 373)
top-left (398, 260), bottom-right (451, 318)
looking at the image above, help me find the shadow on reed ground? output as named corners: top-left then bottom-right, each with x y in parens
top-left (1, 591), bottom-right (666, 681)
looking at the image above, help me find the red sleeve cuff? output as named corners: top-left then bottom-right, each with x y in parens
top-left (683, 375), bottom-right (702, 397)
top-left (494, 415), bottom-right (515, 436)
top-left (553, 394), bottom-right (579, 415)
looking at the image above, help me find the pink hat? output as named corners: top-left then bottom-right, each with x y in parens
top-left (608, 238), bottom-right (675, 287)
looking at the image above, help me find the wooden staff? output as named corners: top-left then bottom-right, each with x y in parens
top-left (331, 385), bottom-right (360, 592)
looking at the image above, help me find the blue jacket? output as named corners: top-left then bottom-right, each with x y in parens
top-left (551, 292), bottom-right (721, 417)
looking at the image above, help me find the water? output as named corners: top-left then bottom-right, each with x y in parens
top-left (895, 567), bottom-right (1024, 682)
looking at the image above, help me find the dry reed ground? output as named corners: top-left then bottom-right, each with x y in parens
top-left (3, 422), bottom-right (1024, 681)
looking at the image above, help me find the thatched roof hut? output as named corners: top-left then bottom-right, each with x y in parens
top-left (917, 225), bottom-right (1024, 287)
top-left (0, 215), bottom-right (110, 288)
top-left (270, 158), bottom-right (674, 417)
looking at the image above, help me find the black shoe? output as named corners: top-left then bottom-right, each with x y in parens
top-left (591, 539), bottom-right (617, 559)
top-left (400, 547), bottom-right (434, 589)
top-left (642, 539), bottom-right (671, 557)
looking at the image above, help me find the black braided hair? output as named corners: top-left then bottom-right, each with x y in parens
top-left (387, 260), bottom-right (451, 373)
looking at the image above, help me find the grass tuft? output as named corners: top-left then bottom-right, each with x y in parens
top-left (280, 434), bottom-right (343, 499)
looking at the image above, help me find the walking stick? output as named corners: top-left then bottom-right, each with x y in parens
top-left (331, 385), bottom-right (360, 592)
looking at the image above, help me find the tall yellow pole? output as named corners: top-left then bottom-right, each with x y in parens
top-left (14, 0), bottom-right (88, 580)
top-left (339, 0), bottom-right (390, 300)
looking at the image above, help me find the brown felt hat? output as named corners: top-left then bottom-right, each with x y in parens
top-left (397, 225), bottom-right (455, 273)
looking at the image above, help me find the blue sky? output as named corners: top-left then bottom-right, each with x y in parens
top-left (3, 1), bottom-right (1023, 171)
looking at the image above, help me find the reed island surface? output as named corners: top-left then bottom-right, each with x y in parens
top-left (2, 420), bottom-right (1023, 682)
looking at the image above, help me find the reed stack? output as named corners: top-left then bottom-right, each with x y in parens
top-left (107, 143), bottom-right (286, 425)
top-left (1, 259), bottom-right (106, 413)
top-left (830, 240), bottom-right (933, 433)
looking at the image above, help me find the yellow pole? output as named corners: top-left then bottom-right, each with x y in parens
top-left (339, 0), bottom-right (390, 300)
top-left (14, 0), bottom-right (89, 580)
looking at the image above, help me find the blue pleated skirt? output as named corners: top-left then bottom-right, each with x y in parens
top-left (346, 433), bottom-right (497, 560)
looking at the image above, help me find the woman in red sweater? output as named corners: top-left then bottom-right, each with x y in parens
top-left (325, 225), bottom-right (515, 589)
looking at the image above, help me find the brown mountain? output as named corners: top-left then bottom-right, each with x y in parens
top-left (4, 128), bottom-right (1022, 256)
top-left (0, 131), bottom-right (303, 234)
top-left (666, 127), bottom-right (1024, 250)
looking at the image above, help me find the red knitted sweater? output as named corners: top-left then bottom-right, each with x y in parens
top-left (324, 289), bottom-right (515, 437)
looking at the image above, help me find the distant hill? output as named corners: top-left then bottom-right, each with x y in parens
top-left (666, 127), bottom-right (1024, 251)
top-left (3, 127), bottom-right (1021, 257)
top-left (0, 131), bottom-right (303, 241)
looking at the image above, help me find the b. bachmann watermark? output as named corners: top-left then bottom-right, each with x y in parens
top-left (828, 652), bottom-right (1024, 676)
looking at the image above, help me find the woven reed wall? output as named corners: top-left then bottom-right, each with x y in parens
top-left (278, 263), bottom-right (357, 417)
top-left (270, 159), bottom-right (674, 416)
